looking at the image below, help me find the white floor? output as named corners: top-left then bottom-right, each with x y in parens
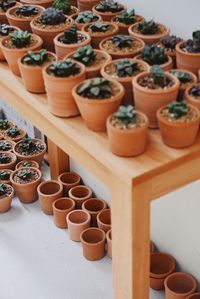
top-left (0, 164), bottom-right (164, 299)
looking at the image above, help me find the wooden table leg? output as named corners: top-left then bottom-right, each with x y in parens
top-left (47, 138), bottom-right (70, 179)
top-left (111, 177), bottom-right (150, 299)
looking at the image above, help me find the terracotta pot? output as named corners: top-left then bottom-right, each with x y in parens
top-left (0, 183), bottom-right (14, 213)
top-left (0, 120), bottom-right (15, 134)
top-left (80, 227), bottom-right (106, 261)
top-left (128, 23), bottom-right (170, 45)
top-left (68, 185), bottom-right (92, 208)
top-left (150, 252), bottom-right (176, 290)
top-left (52, 197), bottom-right (75, 228)
top-left (83, 21), bottom-right (119, 49)
top-left (111, 14), bottom-right (144, 35)
top-left (72, 12), bottom-right (102, 30)
top-left (101, 58), bottom-right (150, 105)
top-left (4, 127), bottom-right (26, 142)
top-left (30, 16), bottom-right (73, 52)
top-left (92, 3), bottom-right (126, 21)
top-left (165, 272), bottom-right (197, 299)
top-left (58, 171), bottom-right (81, 196)
top-left (72, 77), bottom-right (125, 132)
top-left (0, 33), bottom-right (43, 76)
top-left (54, 30), bottom-right (91, 60)
top-left (135, 54), bottom-right (173, 72)
top-left (198, 69), bottom-right (200, 82)
top-left (185, 83), bottom-right (200, 112)
top-left (69, 0), bottom-right (77, 7)
top-left (66, 6), bottom-right (79, 18)
top-left (82, 198), bottom-right (107, 226)
top-left (20, 0), bottom-right (54, 8)
top-left (65, 49), bottom-right (112, 79)
top-left (0, 169), bottom-right (13, 185)
top-left (78, 0), bottom-right (99, 11)
top-left (6, 5), bottom-right (45, 31)
top-left (18, 51), bottom-right (57, 93)
top-left (106, 111), bottom-right (149, 157)
top-left (97, 208), bottom-right (111, 232)
top-left (10, 167), bottom-right (42, 203)
top-left (99, 35), bottom-right (145, 60)
top-left (13, 138), bottom-right (46, 166)
top-left (186, 293), bottom-right (200, 299)
top-left (0, 2), bottom-right (20, 24)
top-left (67, 209), bottom-right (91, 241)
top-left (150, 241), bottom-right (155, 253)
top-left (0, 25), bottom-right (19, 61)
top-left (157, 104), bottom-right (200, 149)
top-left (0, 152), bottom-right (17, 170)
top-left (43, 60), bottom-right (86, 118)
top-left (0, 139), bottom-right (14, 152)
top-left (15, 160), bottom-right (39, 170)
top-left (133, 71), bottom-right (180, 128)
top-left (37, 180), bottom-right (63, 215)
top-left (106, 229), bottom-right (112, 258)
top-left (176, 41), bottom-right (200, 76)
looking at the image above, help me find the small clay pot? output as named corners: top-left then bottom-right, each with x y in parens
top-left (0, 33), bottom-right (43, 76)
top-left (15, 160), bottom-right (40, 170)
top-left (134, 54), bottom-right (173, 72)
top-left (82, 198), bottom-right (107, 226)
top-left (13, 138), bottom-right (46, 166)
top-left (0, 169), bottom-right (13, 185)
top-left (0, 25), bottom-right (19, 61)
top-left (165, 272), bottom-right (197, 299)
top-left (3, 127), bottom-right (27, 142)
top-left (10, 167), bottom-right (42, 203)
top-left (0, 139), bottom-right (14, 152)
top-left (150, 252), bottom-right (176, 290)
top-left (37, 180), bottom-right (63, 215)
top-left (106, 229), bottom-right (112, 258)
top-left (186, 293), bottom-right (200, 299)
top-left (78, 0), bottom-right (99, 11)
top-left (58, 172), bottom-right (81, 196)
top-left (185, 83), bottom-right (200, 112)
top-left (97, 208), bottom-right (111, 232)
top-left (80, 227), bottom-right (106, 261)
top-left (20, 0), bottom-right (54, 8)
top-left (92, 3), bottom-right (126, 22)
top-left (52, 197), bottom-right (75, 228)
top-left (0, 183), bottom-right (14, 213)
top-left (18, 51), bottom-right (57, 93)
top-left (68, 185), bottom-right (92, 208)
top-left (67, 209), bottom-right (91, 241)
top-left (0, 152), bottom-right (17, 170)
top-left (0, 120), bottom-right (15, 134)
top-left (111, 14), bottom-right (144, 35)
top-left (0, 2), bottom-right (20, 24)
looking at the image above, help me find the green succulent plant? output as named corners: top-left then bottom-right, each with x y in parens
top-left (114, 59), bottom-right (140, 77)
top-left (160, 35), bottom-right (181, 50)
top-left (90, 22), bottom-right (110, 33)
top-left (6, 127), bottom-right (21, 137)
top-left (141, 45), bottom-right (168, 65)
top-left (77, 78), bottom-right (113, 99)
top-left (9, 30), bottom-right (31, 48)
top-left (0, 154), bottom-right (11, 164)
top-left (52, 0), bottom-right (71, 14)
top-left (112, 35), bottom-right (133, 49)
top-left (151, 65), bottom-right (166, 86)
top-left (182, 30), bottom-right (200, 53)
top-left (116, 9), bottom-right (136, 25)
top-left (170, 70), bottom-right (193, 84)
top-left (189, 84), bottom-right (200, 98)
top-left (167, 101), bottom-right (189, 119)
top-left (21, 161), bottom-right (33, 167)
top-left (22, 49), bottom-right (48, 66)
top-left (114, 105), bottom-right (137, 127)
top-left (0, 183), bottom-right (6, 195)
top-left (0, 170), bottom-right (10, 181)
top-left (72, 45), bottom-right (96, 66)
top-left (49, 59), bottom-right (80, 77)
top-left (0, 119), bottom-right (9, 129)
top-left (0, 141), bottom-right (12, 151)
top-left (17, 168), bottom-right (34, 180)
top-left (40, 7), bottom-right (66, 25)
top-left (15, 5), bottom-right (39, 16)
top-left (60, 25), bottom-right (78, 44)
top-left (193, 30), bottom-right (200, 50)
top-left (20, 137), bottom-right (37, 153)
top-left (137, 19), bottom-right (158, 35)
top-left (75, 11), bottom-right (99, 24)
top-left (95, 0), bottom-right (123, 13)
top-left (0, 0), bottom-right (16, 12)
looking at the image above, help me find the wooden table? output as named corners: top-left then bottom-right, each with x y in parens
top-left (1, 62), bottom-right (200, 299)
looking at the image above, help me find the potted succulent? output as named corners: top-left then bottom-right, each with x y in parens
top-left (136, 44), bottom-right (173, 71)
top-left (52, 197), bottom-right (75, 228)
top-left (82, 198), bottom-right (107, 226)
top-left (0, 139), bottom-right (14, 152)
top-left (0, 24), bottom-right (19, 61)
top-left (169, 69), bottom-right (197, 100)
top-left (72, 11), bottom-right (102, 30)
top-left (106, 229), bottom-right (112, 258)
top-left (133, 65), bottom-right (180, 128)
top-left (72, 77), bottom-right (124, 131)
top-left (107, 105), bottom-right (149, 157)
top-left (157, 35), bottom-right (182, 67)
top-left (0, 29), bottom-right (43, 76)
top-left (0, 119), bottom-right (15, 133)
top-left (13, 136), bottom-right (46, 165)
top-left (20, 0), bottom-right (54, 9)
top-left (0, 169), bottom-right (13, 184)
top-left (66, 209), bottom-right (91, 241)
top-left (92, 0), bottom-right (126, 22)
top-left (68, 185), bottom-right (92, 208)
top-left (52, 0), bottom-right (78, 16)
top-left (77, 0), bottom-right (99, 12)
top-left (30, 7), bottom-right (73, 52)
top-left (111, 9), bottom-right (144, 35)
top-left (176, 30), bottom-right (200, 75)
top-left (54, 25), bottom-right (91, 59)
top-left (0, 0), bottom-right (19, 24)
top-left (16, 160), bottom-right (39, 169)
top-left (4, 126), bottom-right (26, 142)
top-left (101, 58), bottom-right (149, 105)
top-left (65, 45), bottom-right (111, 78)
top-left (99, 34), bottom-right (145, 59)
top-left (83, 21), bottom-right (119, 49)
top-left (157, 101), bottom-right (200, 148)
top-left (97, 208), bottom-right (111, 232)
top-left (43, 59), bottom-right (86, 117)
top-left (129, 19), bottom-right (170, 45)
top-left (18, 49), bottom-right (57, 93)
top-left (6, 4), bottom-right (45, 31)
top-left (11, 167), bottom-right (42, 203)
top-left (0, 182), bottom-right (14, 212)
top-left (58, 171), bottom-right (81, 195)
top-left (0, 152), bottom-right (16, 170)
top-left (185, 83), bottom-right (200, 111)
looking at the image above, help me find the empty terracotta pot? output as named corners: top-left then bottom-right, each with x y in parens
top-left (37, 180), bottom-right (63, 215)
top-left (186, 293), bottom-right (200, 299)
top-left (80, 227), bottom-right (106, 261)
top-left (53, 197), bottom-right (75, 228)
top-left (58, 172), bottom-right (81, 196)
top-left (106, 229), bottom-right (112, 258)
top-left (82, 198), bottom-right (107, 226)
top-left (67, 209), bottom-right (91, 241)
top-left (165, 272), bottom-right (197, 299)
top-left (68, 185), bottom-right (92, 208)
top-left (150, 252), bottom-right (176, 290)
top-left (0, 183), bottom-right (14, 213)
top-left (97, 208), bottom-right (111, 232)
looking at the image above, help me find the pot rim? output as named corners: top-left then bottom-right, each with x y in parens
top-left (186, 292), bottom-right (200, 299)
top-left (53, 197), bottom-right (75, 212)
top-left (54, 30), bottom-right (91, 48)
top-left (176, 41), bottom-right (200, 57)
top-left (92, 4), bottom-right (127, 17)
top-left (37, 179), bottom-right (63, 196)
top-left (82, 197), bottom-right (107, 214)
top-left (80, 227), bottom-right (106, 246)
top-left (106, 229), bottom-right (112, 241)
top-left (134, 54), bottom-right (173, 71)
top-left (15, 160), bottom-right (40, 169)
top-left (164, 272), bottom-right (197, 295)
top-left (68, 185), bottom-right (92, 200)
top-left (128, 22), bottom-right (170, 40)
top-left (82, 21), bottom-right (119, 37)
top-left (185, 83), bottom-right (200, 103)
top-left (67, 209), bottom-right (91, 225)
top-left (150, 252), bottom-right (176, 278)
top-left (10, 166), bottom-right (42, 186)
top-left (13, 138), bottom-right (46, 159)
top-left (0, 152), bottom-right (17, 167)
top-left (18, 51), bottom-right (57, 70)
top-left (72, 11), bottom-right (102, 25)
top-left (0, 183), bottom-right (14, 200)
top-left (21, 0), bottom-right (53, 3)
top-left (111, 14), bottom-right (144, 28)
top-left (167, 69), bottom-right (197, 91)
top-left (0, 33), bottom-right (43, 52)
top-left (58, 171), bottom-right (81, 185)
top-left (6, 4), bottom-right (45, 22)
top-left (30, 15), bottom-right (73, 33)
top-left (97, 208), bottom-right (111, 226)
